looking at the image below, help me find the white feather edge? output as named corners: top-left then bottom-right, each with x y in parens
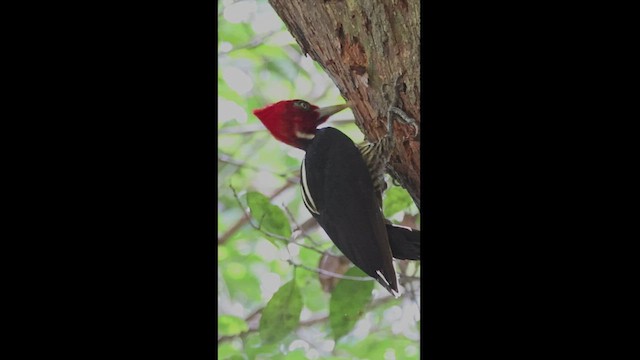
top-left (376, 270), bottom-right (400, 298)
top-left (301, 159), bottom-right (319, 215)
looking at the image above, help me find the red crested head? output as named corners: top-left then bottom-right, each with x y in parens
top-left (253, 99), bottom-right (350, 149)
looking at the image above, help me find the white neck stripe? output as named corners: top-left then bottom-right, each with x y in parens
top-left (296, 131), bottom-right (315, 140)
top-left (301, 159), bottom-right (319, 215)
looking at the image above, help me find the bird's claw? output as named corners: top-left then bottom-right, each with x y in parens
top-left (384, 73), bottom-right (419, 140)
top-left (388, 106), bottom-right (419, 139)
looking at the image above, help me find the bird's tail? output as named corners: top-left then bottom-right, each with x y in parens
top-left (386, 224), bottom-right (421, 260)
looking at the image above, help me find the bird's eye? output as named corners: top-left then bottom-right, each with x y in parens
top-left (294, 101), bottom-right (310, 110)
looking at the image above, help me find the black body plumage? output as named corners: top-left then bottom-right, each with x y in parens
top-left (300, 127), bottom-right (418, 296)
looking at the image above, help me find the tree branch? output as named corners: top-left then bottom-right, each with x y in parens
top-left (226, 185), bottom-right (328, 257)
top-left (219, 119), bottom-right (357, 135)
top-left (218, 152), bottom-right (298, 178)
top-left (218, 179), bottom-right (297, 245)
top-left (288, 260), bottom-right (373, 282)
top-left (217, 293), bottom-right (398, 344)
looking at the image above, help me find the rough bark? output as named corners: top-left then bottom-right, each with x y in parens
top-left (269, 0), bottom-right (421, 210)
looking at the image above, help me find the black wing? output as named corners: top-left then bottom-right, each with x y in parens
top-left (301, 127), bottom-right (399, 296)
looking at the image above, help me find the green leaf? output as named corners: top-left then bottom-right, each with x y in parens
top-left (244, 333), bottom-right (279, 360)
top-left (221, 258), bottom-right (262, 302)
top-left (230, 45), bottom-right (288, 64)
top-left (383, 186), bottom-right (414, 218)
top-left (218, 315), bottom-right (249, 337)
top-left (259, 279), bottom-right (303, 344)
top-left (283, 349), bottom-right (307, 360)
top-left (336, 333), bottom-right (418, 359)
top-left (294, 249), bottom-right (328, 312)
top-left (218, 86), bottom-right (246, 108)
top-left (329, 267), bottom-right (374, 341)
top-left (264, 59), bottom-right (300, 83)
top-left (217, 343), bottom-right (244, 360)
top-left (218, 21), bottom-right (254, 47)
top-left (246, 191), bottom-right (292, 242)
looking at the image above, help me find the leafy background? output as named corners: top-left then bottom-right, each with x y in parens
top-left (217, 1), bottom-right (420, 358)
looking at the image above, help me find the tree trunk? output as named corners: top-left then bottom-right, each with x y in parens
top-left (269, 0), bottom-right (421, 210)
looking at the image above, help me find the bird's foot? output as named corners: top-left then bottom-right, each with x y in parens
top-left (388, 106), bottom-right (419, 139)
top-left (384, 73), bottom-right (419, 139)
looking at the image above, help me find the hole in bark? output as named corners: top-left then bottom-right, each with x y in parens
top-left (350, 65), bottom-right (367, 75)
top-left (336, 24), bottom-right (345, 40)
top-left (364, 15), bottom-right (371, 33)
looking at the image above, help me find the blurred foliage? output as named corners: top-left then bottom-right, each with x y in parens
top-left (245, 191), bottom-right (292, 242)
top-left (217, 0), bottom-right (420, 358)
top-left (259, 279), bottom-right (303, 344)
top-left (329, 267), bottom-right (374, 341)
top-left (219, 315), bottom-right (249, 337)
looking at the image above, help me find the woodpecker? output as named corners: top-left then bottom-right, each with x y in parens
top-left (253, 97), bottom-right (419, 296)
